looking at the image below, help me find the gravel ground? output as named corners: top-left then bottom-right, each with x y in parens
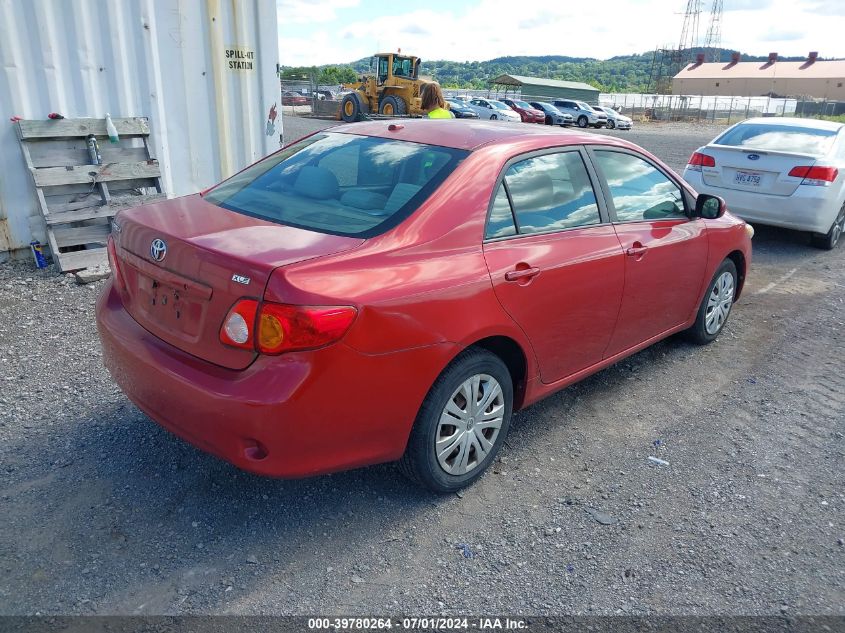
top-left (0, 117), bottom-right (843, 617)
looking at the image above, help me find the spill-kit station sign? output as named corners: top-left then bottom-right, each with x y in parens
top-left (225, 46), bottom-right (255, 71)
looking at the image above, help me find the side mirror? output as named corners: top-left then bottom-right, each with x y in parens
top-left (695, 194), bottom-right (727, 219)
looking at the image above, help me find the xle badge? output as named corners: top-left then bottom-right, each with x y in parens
top-left (231, 274), bottom-right (251, 285)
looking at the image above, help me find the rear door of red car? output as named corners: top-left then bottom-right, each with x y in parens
top-left (586, 147), bottom-right (708, 357)
top-left (482, 148), bottom-right (626, 384)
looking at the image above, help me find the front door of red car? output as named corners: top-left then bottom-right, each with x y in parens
top-left (587, 148), bottom-right (708, 357)
top-left (482, 149), bottom-right (625, 384)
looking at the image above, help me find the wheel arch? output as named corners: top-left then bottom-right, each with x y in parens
top-left (725, 250), bottom-right (746, 299)
top-left (465, 335), bottom-right (530, 410)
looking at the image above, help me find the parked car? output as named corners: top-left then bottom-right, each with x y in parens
top-left (683, 117), bottom-right (845, 250)
top-left (501, 99), bottom-right (545, 124)
top-left (98, 120), bottom-right (752, 492)
top-left (529, 102), bottom-right (573, 127)
top-left (446, 98), bottom-right (480, 119)
top-left (553, 99), bottom-right (607, 128)
top-left (595, 106), bottom-right (633, 130)
top-left (282, 91), bottom-right (308, 106)
top-left (465, 98), bottom-right (522, 122)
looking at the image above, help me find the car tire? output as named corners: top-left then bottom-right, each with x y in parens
top-left (606, 120), bottom-right (616, 129)
top-left (810, 204), bottom-right (845, 250)
top-left (490, 114), bottom-right (498, 120)
top-left (379, 95), bottom-right (406, 116)
top-left (398, 348), bottom-right (513, 493)
top-left (577, 115), bottom-right (588, 128)
top-left (686, 259), bottom-right (738, 345)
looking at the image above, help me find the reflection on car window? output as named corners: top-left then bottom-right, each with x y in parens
top-left (714, 122), bottom-right (837, 155)
top-left (204, 133), bottom-right (467, 238)
top-left (594, 151), bottom-right (686, 222)
top-left (485, 152), bottom-right (601, 238)
top-left (485, 185), bottom-right (517, 239)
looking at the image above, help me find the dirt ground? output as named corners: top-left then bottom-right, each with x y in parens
top-left (0, 118), bottom-right (842, 617)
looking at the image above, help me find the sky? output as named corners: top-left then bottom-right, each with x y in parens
top-left (276, 0), bottom-right (845, 67)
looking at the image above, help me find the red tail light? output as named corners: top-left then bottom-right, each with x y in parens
top-left (220, 300), bottom-right (357, 355)
top-left (788, 165), bottom-right (839, 185)
top-left (687, 152), bottom-right (716, 170)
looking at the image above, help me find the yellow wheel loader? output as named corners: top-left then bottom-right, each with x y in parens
top-left (340, 52), bottom-right (425, 122)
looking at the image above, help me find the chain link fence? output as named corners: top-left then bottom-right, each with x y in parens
top-left (280, 79), bottom-right (845, 125)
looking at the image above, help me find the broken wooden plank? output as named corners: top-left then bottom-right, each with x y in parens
top-left (44, 194), bottom-right (166, 225)
top-left (47, 197), bottom-right (104, 214)
top-left (55, 248), bottom-right (109, 272)
top-left (32, 161), bottom-right (161, 187)
top-left (45, 206), bottom-right (116, 226)
top-left (52, 224), bottom-right (110, 248)
top-left (28, 146), bottom-right (149, 168)
top-left (17, 117), bottom-right (151, 140)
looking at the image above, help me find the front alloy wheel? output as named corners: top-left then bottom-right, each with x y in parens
top-left (687, 258), bottom-right (738, 344)
top-left (705, 271), bottom-right (735, 335)
top-left (399, 348), bottom-right (513, 492)
top-left (577, 115), bottom-right (588, 128)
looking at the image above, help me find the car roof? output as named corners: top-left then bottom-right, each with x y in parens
top-left (327, 119), bottom-right (640, 152)
top-left (738, 117), bottom-right (844, 132)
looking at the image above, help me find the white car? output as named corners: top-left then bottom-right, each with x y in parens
top-left (683, 117), bottom-right (845, 250)
top-left (465, 98), bottom-right (522, 122)
top-left (596, 106), bottom-right (633, 130)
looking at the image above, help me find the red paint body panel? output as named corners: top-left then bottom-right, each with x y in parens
top-left (97, 282), bottom-right (458, 476)
top-left (113, 196), bottom-right (361, 369)
top-left (96, 119), bottom-right (752, 479)
top-left (605, 219), bottom-right (709, 356)
top-left (483, 225), bottom-right (625, 383)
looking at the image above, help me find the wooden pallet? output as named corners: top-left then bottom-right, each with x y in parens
top-left (16, 117), bottom-right (165, 272)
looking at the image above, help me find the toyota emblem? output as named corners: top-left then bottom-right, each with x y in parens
top-left (747, 153), bottom-right (760, 161)
top-left (150, 238), bottom-right (167, 262)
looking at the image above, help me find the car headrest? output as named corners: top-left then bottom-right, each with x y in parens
top-left (293, 166), bottom-right (340, 200)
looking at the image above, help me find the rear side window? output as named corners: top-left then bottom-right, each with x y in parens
top-left (715, 123), bottom-right (837, 155)
top-left (485, 151), bottom-right (601, 238)
top-left (204, 133), bottom-right (468, 238)
top-left (593, 151), bottom-right (686, 222)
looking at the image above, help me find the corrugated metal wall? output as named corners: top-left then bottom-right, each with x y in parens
top-left (0, 0), bottom-right (281, 254)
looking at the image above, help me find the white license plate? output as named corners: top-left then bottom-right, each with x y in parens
top-left (735, 171), bottom-right (761, 186)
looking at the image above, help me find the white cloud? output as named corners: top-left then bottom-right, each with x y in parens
top-left (277, 0), bottom-right (845, 67)
top-left (277, 0), bottom-right (360, 25)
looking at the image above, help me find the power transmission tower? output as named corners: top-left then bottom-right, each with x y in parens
top-left (647, 0), bottom-right (703, 94)
top-left (703, 0), bottom-right (724, 62)
top-left (678, 0), bottom-right (702, 54)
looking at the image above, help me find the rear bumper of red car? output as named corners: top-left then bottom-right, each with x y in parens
top-left (96, 280), bottom-right (457, 478)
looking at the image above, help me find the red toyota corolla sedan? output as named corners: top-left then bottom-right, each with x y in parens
top-left (97, 120), bottom-right (752, 492)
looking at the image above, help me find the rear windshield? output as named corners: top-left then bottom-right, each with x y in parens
top-left (714, 123), bottom-right (838, 155)
top-left (204, 133), bottom-right (468, 238)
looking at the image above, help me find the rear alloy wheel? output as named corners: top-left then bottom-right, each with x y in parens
top-left (606, 120), bottom-right (616, 129)
top-left (379, 95), bottom-right (406, 116)
top-left (398, 349), bottom-right (513, 492)
top-left (577, 115), bottom-right (588, 128)
top-left (687, 259), bottom-right (738, 344)
top-left (811, 204), bottom-right (845, 250)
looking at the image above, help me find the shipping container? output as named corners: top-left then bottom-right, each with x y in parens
top-left (0, 0), bottom-right (281, 256)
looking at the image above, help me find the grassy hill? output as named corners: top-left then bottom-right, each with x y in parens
top-left (284, 49), bottom-right (822, 94)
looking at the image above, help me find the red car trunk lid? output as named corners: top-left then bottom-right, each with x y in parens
top-left (113, 195), bottom-right (363, 370)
